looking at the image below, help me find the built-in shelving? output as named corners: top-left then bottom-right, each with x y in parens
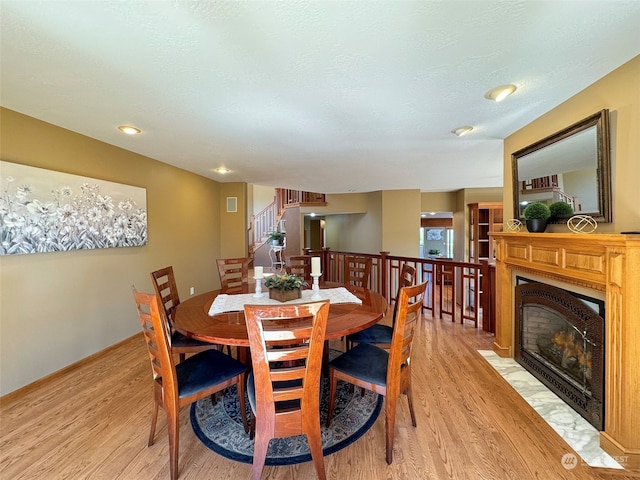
top-left (468, 202), bottom-right (503, 263)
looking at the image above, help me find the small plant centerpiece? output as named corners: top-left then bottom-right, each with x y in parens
top-left (264, 273), bottom-right (308, 302)
top-left (549, 201), bottom-right (574, 221)
top-left (523, 202), bottom-right (551, 233)
top-left (267, 231), bottom-right (285, 246)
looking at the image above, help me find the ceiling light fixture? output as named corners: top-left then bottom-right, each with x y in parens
top-left (451, 126), bottom-right (474, 137)
top-left (484, 84), bottom-right (517, 102)
top-left (117, 125), bottom-right (141, 135)
top-left (215, 167), bottom-right (230, 174)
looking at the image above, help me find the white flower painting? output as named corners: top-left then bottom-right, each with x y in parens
top-left (0, 161), bottom-right (147, 255)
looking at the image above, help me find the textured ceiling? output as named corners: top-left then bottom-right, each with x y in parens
top-left (1, 1), bottom-right (639, 193)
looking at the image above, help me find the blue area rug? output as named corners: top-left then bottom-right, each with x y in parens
top-left (190, 356), bottom-right (382, 465)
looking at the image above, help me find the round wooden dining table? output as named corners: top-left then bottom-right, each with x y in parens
top-left (173, 282), bottom-right (388, 347)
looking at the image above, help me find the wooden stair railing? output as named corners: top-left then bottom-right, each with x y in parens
top-left (249, 189), bottom-right (327, 258)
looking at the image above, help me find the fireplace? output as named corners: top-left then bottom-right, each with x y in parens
top-left (490, 232), bottom-right (640, 469)
top-left (515, 277), bottom-right (604, 430)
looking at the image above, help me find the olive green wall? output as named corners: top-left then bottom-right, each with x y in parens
top-left (219, 182), bottom-right (248, 258)
top-left (382, 189), bottom-right (421, 257)
top-left (0, 108), bottom-right (240, 395)
top-left (323, 192), bottom-right (382, 254)
top-left (503, 55), bottom-right (640, 232)
top-left (420, 191), bottom-right (457, 212)
top-left (314, 193), bottom-right (369, 214)
top-left (322, 190), bottom-right (421, 257)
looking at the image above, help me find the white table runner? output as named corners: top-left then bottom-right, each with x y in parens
top-left (208, 287), bottom-right (362, 316)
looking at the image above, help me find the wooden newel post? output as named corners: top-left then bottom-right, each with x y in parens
top-left (379, 251), bottom-right (390, 299)
top-left (322, 247), bottom-right (331, 282)
top-left (479, 259), bottom-right (492, 333)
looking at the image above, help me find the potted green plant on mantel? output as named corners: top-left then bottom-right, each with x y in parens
top-left (267, 231), bottom-right (285, 246)
top-left (264, 273), bottom-right (308, 302)
top-left (549, 201), bottom-right (574, 222)
top-left (523, 202), bottom-right (551, 233)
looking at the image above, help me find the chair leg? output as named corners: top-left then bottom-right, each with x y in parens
top-left (179, 353), bottom-right (186, 363)
top-left (148, 399), bottom-right (159, 446)
top-left (326, 371), bottom-right (337, 428)
top-left (322, 340), bottom-right (330, 376)
top-left (166, 407), bottom-right (180, 480)
top-left (305, 422), bottom-right (327, 480)
top-left (251, 433), bottom-right (269, 480)
top-left (249, 412), bottom-right (256, 440)
top-left (385, 394), bottom-right (398, 465)
top-left (237, 375), bottom-right (249, 433)
top-left (405, 384), bottom-right (417, 427)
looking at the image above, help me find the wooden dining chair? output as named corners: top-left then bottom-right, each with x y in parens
top-left (216, 257), bottom-right (249, 294)
top-left (346, 263), bottom-right (416, 350)
top-left (151, 266), bottom-right (223, 361)
top-left (132, 287), bottom-right (248, 480)
top-left (326, 280), bottom-right (428, 464)
top-left (244, 301), bottom-right (330, 480)
top-left (344, 255), bottom-right (372, 288)
top-left (286, 255), bottom-right (312, 283)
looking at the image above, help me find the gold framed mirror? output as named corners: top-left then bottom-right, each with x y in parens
top-left (512, 109), bottom-right (611, 223)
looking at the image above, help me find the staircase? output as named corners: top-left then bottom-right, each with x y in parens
top-left (249, 188), bottom-right (326, 262)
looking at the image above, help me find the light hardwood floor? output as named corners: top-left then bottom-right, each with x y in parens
top-left (1, 314), bottom-right (638, 480)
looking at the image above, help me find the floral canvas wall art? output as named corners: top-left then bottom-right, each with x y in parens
top-left (0, 161), bottom-right (147, 255)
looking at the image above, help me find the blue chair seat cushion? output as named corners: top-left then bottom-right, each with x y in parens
top-left (247, 373), bottom-right (304, 413)
top-left (347, 324), bottom-right (392, 345)
top-left (171, 330), bottom-right (214, 349)
top-left (247, 372), bottom-right (324, 414)
top-left (175, 349), bottom-right (246, 399)
top-left (329, 343), bottom-right (388, 387)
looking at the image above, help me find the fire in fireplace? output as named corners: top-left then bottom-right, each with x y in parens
top-left (514, 277), bottom-right (604, 430)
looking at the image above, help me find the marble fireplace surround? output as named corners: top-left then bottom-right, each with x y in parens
top-left (490, 232), bottom-right (640, 469)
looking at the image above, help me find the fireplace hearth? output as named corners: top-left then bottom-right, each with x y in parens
top-left (515, 278), bottom-right (604, 430)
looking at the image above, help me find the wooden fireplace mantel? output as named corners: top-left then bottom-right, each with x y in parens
top-left (490, 232), bottom-right (640, 468)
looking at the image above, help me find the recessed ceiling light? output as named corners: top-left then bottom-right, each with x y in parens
top-left (484, 84), bottom-right (517, 102)
top-left (451, 126), bottom-right (474, 136)
top-left (215, 167), bottom-right (230, 174)
top-left (117, 125), bottom-right (141, 135)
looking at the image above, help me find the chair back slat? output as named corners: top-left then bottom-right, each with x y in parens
top-left (132, 288), bottom-right (177, 392)
top-left (390, 263), bottom-right (416, 325)
top-left (270, 365), bottom-right (306, 381)
top-left (286, 255), bottom-right (313, 283)
top-left (399, 263), bottom-right (416, 288)
top-left (245, 301), bottom-right (329, 413)
top-left (266, 345), bottom-right (310, 363)
top-left (389, 281), bottom-right (427, 383)
top-left (273, 387), bottom-right (305, 403)
top-left (150, 266), bottom-right (181, 320)
top-left (216, 257), bottom-right (249, 294)
top-left (246, 302), bottom-right (330, 479)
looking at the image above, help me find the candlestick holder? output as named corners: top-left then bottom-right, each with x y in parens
top-left (253, 277), bottom-right (264, 298)
top-left (310, 273), bottom-right (321, 299)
